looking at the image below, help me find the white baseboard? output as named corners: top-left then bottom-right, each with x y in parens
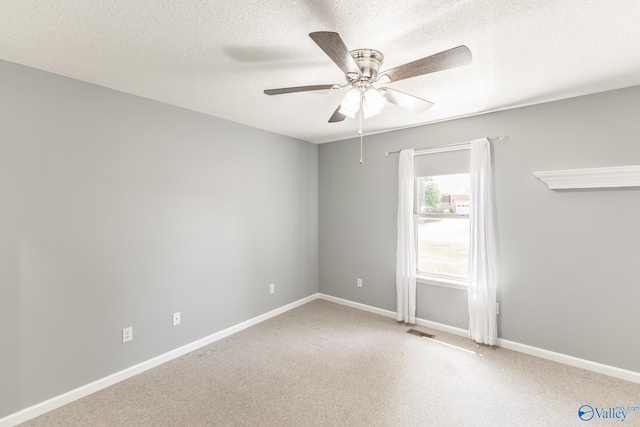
top-left (0, 294), bottom-right (319, 427)
top-left (4, 292), bottom-right (639, 426)
top-left (496, 338), bottom-right (640, 384)
top-left (319, 293), bottom-right (640, 385)
top-left (317, 294), bottom-right (397, 319)
top-left (317, 293), bottom-right (471, 337)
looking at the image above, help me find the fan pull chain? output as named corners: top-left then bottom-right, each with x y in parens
top-left (359, 94), bottom-right (364, 164)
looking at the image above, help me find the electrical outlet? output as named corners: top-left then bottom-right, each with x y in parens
top-left (173, 312), bottom-right (181, 326)
top-left (357, 278), bottom-right (363, 288)
top-left (122, 327), bottom-right (133, 343)
top-left (269, 284), bottom-right (275, 294)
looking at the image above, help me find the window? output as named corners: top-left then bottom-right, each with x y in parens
top-left (415, 173), bottom-right (470, 286)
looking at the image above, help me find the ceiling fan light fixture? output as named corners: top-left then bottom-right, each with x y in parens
top-left (364, 88), bottom-right (386, 110)
top-left (339, 88), bottom-right (361, 118)
top-left (362, 104), bottom-right (381, 118)
top-left (361, 88), bottom-right (386, 118)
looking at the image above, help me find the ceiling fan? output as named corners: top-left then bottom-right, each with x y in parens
top-left (264, 31), bottom-right (472, 123)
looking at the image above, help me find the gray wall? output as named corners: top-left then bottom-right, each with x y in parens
top-left (319, 86), bottom-right (640, 373)
top-left (0, 60), bottom-right (318, 418)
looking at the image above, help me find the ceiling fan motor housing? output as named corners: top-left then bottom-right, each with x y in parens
top-left (349, 49), bottom-right (384, 83)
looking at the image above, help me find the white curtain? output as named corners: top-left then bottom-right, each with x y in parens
top-left (396, 149), bottom-right (416, 324)
top-left (468, 138), bottom-right (498, 345)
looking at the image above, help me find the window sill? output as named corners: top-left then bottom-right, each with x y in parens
top-left (417, 274), bottom-right (468, 291)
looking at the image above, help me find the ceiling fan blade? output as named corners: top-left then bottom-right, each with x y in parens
top-left (309, 32), bottom-right (361, 77)
top-left (379, 88), bottom-right (434, 113)
top-left (264, 84), bottom-right (338, 95)
top-left (328, 104), bottom-right (347, 123)
top-left (380, 45), bottom-right (472, 83)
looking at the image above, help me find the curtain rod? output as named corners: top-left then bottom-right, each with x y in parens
top-left (384, 135), bottom-right (509, 156)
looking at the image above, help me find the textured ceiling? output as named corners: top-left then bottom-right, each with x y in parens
top-left (2, 1), bottom-right (640, 143)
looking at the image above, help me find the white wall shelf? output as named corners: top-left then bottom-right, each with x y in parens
top-left (533, 165), bottom-right (640, 190)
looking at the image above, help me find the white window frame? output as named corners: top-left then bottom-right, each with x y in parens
top-left (412, 143), bottom-right (471, 291)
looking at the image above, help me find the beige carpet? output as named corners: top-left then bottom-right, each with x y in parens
top-left (20, 299), bottom-right (640, 426)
